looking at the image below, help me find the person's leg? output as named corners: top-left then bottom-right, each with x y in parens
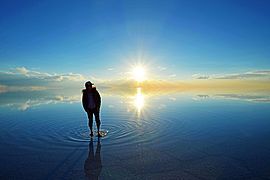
top-left (87, 109), bottom-right (94, 136)
top-left (93, 108), bottom-right (101, 135)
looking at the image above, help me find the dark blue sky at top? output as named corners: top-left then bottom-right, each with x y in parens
top-left (1, 0), bottom-right (270, 78)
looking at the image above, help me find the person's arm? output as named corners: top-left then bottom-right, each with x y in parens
top-left (82, 91), bottom-right (88, 112)
top-left (96, 91), bottom-right (101, 110)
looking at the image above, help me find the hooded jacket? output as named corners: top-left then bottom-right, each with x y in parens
top-left (82, 87), bottom-right (101, 112)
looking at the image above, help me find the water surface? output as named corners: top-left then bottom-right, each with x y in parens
top-left (1, 89), bottom-right (270, 179)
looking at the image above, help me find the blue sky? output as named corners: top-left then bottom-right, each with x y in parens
top-left (1, 0), bottom-right (270, 80)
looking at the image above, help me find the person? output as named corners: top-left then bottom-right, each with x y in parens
top-left (82, 81), bottom-right (101, 137)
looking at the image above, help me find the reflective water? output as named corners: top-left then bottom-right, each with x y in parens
top-left (1, 88), bottom-right (270, 179)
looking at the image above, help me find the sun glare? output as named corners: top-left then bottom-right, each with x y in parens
top-left (132, 66), bottom-right (146, 82)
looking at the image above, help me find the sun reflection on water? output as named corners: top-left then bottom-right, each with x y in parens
top-left (134, 87), bottom-right (144, 115)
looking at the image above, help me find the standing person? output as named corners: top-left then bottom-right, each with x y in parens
top-left (82, 81), bottom-right (101, 137)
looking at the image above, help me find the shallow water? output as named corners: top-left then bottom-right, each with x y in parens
top-left (1, 90), bottom-right (270, 179)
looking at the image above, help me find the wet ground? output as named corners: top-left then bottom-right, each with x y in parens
top-left (1, 91), bottom-right (270, 179)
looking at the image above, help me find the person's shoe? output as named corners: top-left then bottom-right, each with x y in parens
top-left (90, 132), bottom-right (94, 137)
top-left (97, 132), bottom-right (102, 137)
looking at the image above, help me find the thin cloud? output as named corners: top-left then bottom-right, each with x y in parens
top-left (4, 67), bottom-right (86, 82)
top-left (15, 67), bottom-right (29, 75)
top-left (193, 70), bottom-right (270, 80)
top-left (192, 74), bottom-right (210, 79)
top-left (216, 70), bottom-right (270, 80)
top-left (0, 67), bottom-right (89, 93)
top-left (168, 74), bottom-right (176, 78)
top-left (10, 67), bottom-right (51, 78)
top-left (43, 73), bottom-right (85, 82)
top-left (157, 66), bottom-right (167, 71)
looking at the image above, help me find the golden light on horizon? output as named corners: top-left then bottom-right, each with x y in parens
top-left (132, 66), bottom-right (146, 82)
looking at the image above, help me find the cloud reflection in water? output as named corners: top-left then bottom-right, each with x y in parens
top-left (0, 86), bottom-right (270, 111)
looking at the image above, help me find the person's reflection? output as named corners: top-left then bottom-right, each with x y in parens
top-left (84, 137), bottom-right (102, 179)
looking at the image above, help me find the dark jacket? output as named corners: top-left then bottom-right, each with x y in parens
top-left (82, 87), bottom-right (101, 112)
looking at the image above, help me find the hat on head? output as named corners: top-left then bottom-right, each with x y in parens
top-left (85, 81), bottom-right (94, 87)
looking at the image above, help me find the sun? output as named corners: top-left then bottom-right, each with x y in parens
top-left (132, 66), bottom-right (146, 82)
